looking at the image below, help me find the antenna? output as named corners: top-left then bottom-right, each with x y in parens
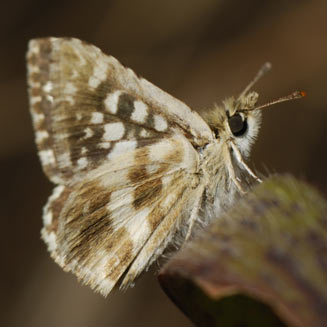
top-left (239, 91), bottom-right (306, 112)
top-left (238, 62), bottom-right (272, 100)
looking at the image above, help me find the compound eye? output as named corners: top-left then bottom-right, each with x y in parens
top-left (228, 114), bottom-right (247, 137)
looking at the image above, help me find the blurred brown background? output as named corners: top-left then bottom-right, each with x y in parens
top-left (1, 0), bottom-right (326, 326)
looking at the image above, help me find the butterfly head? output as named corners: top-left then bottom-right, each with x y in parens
top-left (221, 90), bottom-right (262, 158)
top-left (202, 62), bottom-right (305, 158)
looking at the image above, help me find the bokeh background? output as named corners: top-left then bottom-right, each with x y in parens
top-left (1, 1), bottom-right (326, 326)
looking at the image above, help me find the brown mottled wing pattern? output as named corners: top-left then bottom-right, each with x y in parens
top-left (42, 135), bottom-right (201, 295)
top-left (27, 37), bottom-right (212, 185)
top-left (27, 37), bottom-right (211, 296)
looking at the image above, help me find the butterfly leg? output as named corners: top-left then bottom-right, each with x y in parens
top-left (230, 142), bottom-right (262, 183)
top-left (185, 185), bottom-right (205, 241)
top-left (224, 145), bottom-right (246, 193)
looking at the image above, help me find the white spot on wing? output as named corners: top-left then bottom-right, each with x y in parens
top-left (42, 230), bottom-right (57, 252)
top-left (91, 112), bottom-right (104, 124)
top-left (153, 114), bottom-right (168, 131)
top-left (125, 207), bottom-right (151, 237)
top-left (39, 149), bottom-right (55, 165)
top-left (46, 95), bottom-right (54, 103)
top-left (148, 139), bottom-right (174, 161)
top-left (42, 184), bottom-right (65, 226)
top-left (30, 95), bottom-right (42, 105)
top-left (84, 127), bottom-right (94, 139)
top-left (51, 184), bottom-right (65, 200)
top-left (28, 65), bottom-right (40, 74)
top-left (98, 142), bottom-right (111, 149)
top-left (140, 129), bottom-right (150, 137)
top-left (43, 209), bottom-right (53, 226)
top-left (104, 91), bottom-right (122, 114)
top-left (77, 157), bottom-right (88, 169)
top-left (43, 81), bottom-right (53, 93)
top-left (131, 101), bottom-right (148, 123)
top-left (28, 40), bottom-right (40, 55)
top-left (104, 122), bottom-right (125, 141)
top-left (147, 135), bottom-right (197, 170)
top-left (57, 151), bottom-right (72, 168)
top-left (36, 130), bottom-right (49, 143)
top-left (108, 140), bottom-right (137, 160)
top-left (88, 76), bottom-right (98, 88)
top-left (88, 62), bottom-right (108, 88)
top-left (32, 111), bottom-right (45, 124)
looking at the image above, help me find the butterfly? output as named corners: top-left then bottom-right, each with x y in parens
top-left (26, 37), bottom-right (304, 296)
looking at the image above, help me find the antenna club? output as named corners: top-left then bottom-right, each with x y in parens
top-left (291, 90), bottom-right (307, 99)
top-left (263, 62), bottom-right (272, 72)
top-left (238, 62), bottom-right (272, 99)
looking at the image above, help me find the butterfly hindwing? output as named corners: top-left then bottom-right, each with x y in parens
top-left (41, 134), bottom-right (202, 295)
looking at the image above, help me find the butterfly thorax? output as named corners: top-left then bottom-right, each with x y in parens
top-left (198, 94), bottom-right (262, 219)
top-left (198, 141), bottom-right (237, 220)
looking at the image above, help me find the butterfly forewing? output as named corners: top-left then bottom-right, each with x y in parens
top-left (27, 38), bottom-right (212, 185)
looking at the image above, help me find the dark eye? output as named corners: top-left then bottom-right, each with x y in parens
top-left (228, 114), bottom-right (247, 137)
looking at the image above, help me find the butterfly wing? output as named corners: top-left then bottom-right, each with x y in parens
top-left (27, 37), bottom-right (213, 185)
top-left (27, 37), bottom-right (211, 295)
top-left (42, 135), bottom-right (202, 295)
